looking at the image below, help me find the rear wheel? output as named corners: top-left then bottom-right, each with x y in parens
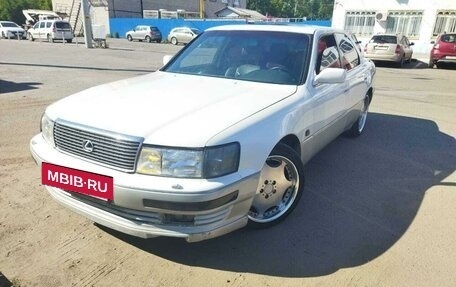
top-left (171, 37), bottom-right (178, 45)
top-left (428, 59), bottom-right (435, 68)
top-left (347, 93), bottom-right (370, 137)
top-left (248, 143), bottom-right (304, 228)
top-left (145, 35), bottom-right (151, 42)
top-left (47, 34), bottom-right (54, 43)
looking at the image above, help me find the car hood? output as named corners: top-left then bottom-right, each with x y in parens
top-left (46, 72), bottom-right (297, 147)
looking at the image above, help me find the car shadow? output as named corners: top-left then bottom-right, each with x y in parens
top-left (0, 79), bottom-right (42, 94)
top-left (373, 59), bottom-right (429, 69)
top-left (98, 112), bottom-right (456, 277)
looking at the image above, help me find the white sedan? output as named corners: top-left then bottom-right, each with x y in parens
top-left (0, 21), bottom-right (26, 39)
top-left (30, 24), bottom-right (375, 242)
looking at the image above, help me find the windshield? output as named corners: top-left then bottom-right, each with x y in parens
top-left (1, 22), bottom-right (19, 28)
top-left (163, 30), bottom-right (310, 85)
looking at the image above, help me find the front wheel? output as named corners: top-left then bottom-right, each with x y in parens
top-left (171, 37), bottom-right (178, 45)
top-left (126, 34), bottom-right (132, 41)
top-left (347, 94), bottom-right (370, 137)
top-left (28, 33), bottom-right (34, 41)
top-left (248, 143), bottom-right (304, 228)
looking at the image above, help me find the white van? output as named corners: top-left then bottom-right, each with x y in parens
top-left (27, 20), bottom-right (73, 43)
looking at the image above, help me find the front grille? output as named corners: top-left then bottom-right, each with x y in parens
top-left (54, 120), bottom-right (143, 172)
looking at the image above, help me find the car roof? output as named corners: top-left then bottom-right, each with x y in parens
top-left (206, 24), bottom-right (337, 35)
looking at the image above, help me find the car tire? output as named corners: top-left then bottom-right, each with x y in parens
top-left (248, 143), bottom-right (304, 228)
top-left (66, 39), bottom-right (72, 43)
top-left (127, 34), bottom-right (132, 41)
top-left (347, 93), bottom-right (370, 137)
top-left (1, 32), bottom-right (5, 39)
top-left (28, 33), bottom-right (34, 41)
top-left (171, 37), bottom-right (178, 45)
top-left (47, 34), bottom-right (54, 43)
top-left (428, 59), bottom-right (435, 69)
top-left (145, 36), bottom-right (151, 43)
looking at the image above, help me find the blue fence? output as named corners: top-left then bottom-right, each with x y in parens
top-left (109, 18), bottom-right (331, 40)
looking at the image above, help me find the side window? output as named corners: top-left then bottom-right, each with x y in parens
top-left (316, 34), bottom-right (341, 74)
top-left (39, 22), bottom-right (45, 29)
top-left (46, 22), bottom-right (52, 28)
top-left (336, 33), bottom-right (360, 70)
top-left (33, 23), bottom-right (40, 29)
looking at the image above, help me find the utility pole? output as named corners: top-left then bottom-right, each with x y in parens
top-left (81, 0), bottom-right (93, 48)
top-left (199, 0), bottom-right (205, 18)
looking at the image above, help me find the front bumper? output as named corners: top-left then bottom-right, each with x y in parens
top-left (30, 134), bottom-right (260, 242)
top-left (4, 30), bottom-right (25, 39)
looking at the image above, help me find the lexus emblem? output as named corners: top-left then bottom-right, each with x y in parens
top-left (82, 140), bottom-right (94, 153)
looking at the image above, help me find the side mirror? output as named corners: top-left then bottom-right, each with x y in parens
top-left (163, 55), bottom-right (173, 66)
top-left (430, 40), bottom-right (435, 44)
top-left (410, 42), bottom-right (415, 46)
top-left (313, 68), bottom-right (347, 86)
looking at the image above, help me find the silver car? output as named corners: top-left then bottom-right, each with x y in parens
top-left (167, 27), bottom-right (201, 45)
top-left (126, 25), bottom-right (162, 43)
top-left (364, 33), bottom-right (414, 67)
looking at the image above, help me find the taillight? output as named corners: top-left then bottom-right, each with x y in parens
top-left (395, 44), bottom-right (401, 54)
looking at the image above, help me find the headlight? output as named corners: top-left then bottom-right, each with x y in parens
top-left (41, 113), bottom-right (55, 146)
top-left (136, 143), bottom-right (240, 179)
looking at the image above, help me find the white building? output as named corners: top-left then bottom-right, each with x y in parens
top-left (332, 0), bottom-right (456, 54)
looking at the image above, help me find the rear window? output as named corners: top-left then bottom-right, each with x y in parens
top-left (441, 34), bottom-right (456, 43)
top-left (150, 27), bottom-right (159, 32)
top-left (55, 22), bottom-right (71, 29)
top-left (370, 35), bottom-right (397, 44)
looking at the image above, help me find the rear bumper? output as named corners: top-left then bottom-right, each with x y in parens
top-left (365, 53), bottom-right (402, 62)
top-left (430, 54), bottom-right (456, 64)
top-left (30, 134), bottom-right (259, 242)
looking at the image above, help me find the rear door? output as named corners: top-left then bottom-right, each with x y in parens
top-left (335, 33), bottom-right (368, 115)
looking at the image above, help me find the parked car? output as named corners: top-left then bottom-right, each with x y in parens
top-left (30, 25), bottom-right (375, 242)
top-left (27, 20), bottom-right (73, 43)
top-left (126, 25), bottom-right (162, 43)
top-left (0, 21), bottom-right (26, 39)
top-left (167, 27), bottom-right (201, 45)
top-left (364, 33), bottom-right (414, 67)
top-left (429, 33), bottom-right (456, 68)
